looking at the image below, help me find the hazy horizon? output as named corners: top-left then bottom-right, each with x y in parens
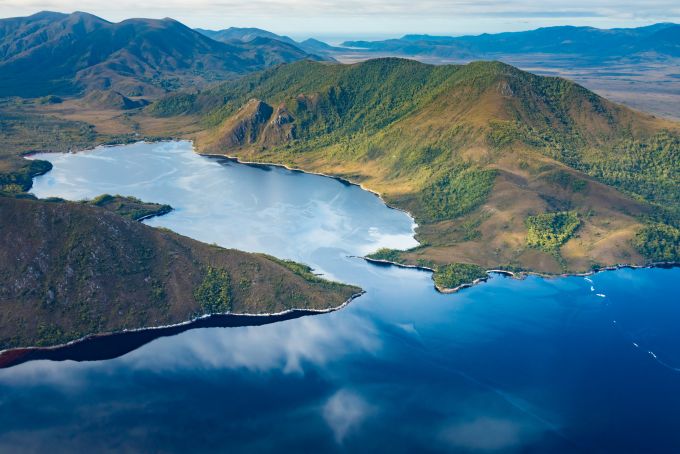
top-left (1, 1), bottom-right (679, 42)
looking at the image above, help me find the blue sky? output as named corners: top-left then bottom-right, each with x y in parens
top-left (1, 0), bottom-right (678, 41)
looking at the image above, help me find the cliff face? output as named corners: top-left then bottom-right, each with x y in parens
top-left (0, 196), bottom-right (360, 350)
top-left (215, 99), bottom-right (296, 149)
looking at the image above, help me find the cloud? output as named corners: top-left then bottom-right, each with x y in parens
top-left (2, 0), bottom-right (679, 19)
top-left (117, 310), bottom-right (382, 376)
top-left (439, 417), bottom-right (526, 451)
top-left (322, 389), bottom-right (374, 443)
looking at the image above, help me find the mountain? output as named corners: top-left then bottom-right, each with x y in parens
top-left (0, 195), bottom-right (359, 349)
top-left (0, 11), bottom-right (320, 98)
top-left (196, 26), bottom-right (299, 46)
top-left (152, 58), bottom-right (680, 275)
top-left (341, 23), bottom-right (680, 58)
top-left (196, 26), bottom-right (340, 57)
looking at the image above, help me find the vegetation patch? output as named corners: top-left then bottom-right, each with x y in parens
top-left (526, 211), bottom-right (581, 251)
top-left (433, 263), bottom-right (488, 290)
top-left (633, 223), bottom-right (680, 262)
top-left (0, 159), bottom-right (52, 193)
top-left (366, 248), bottom-right (403, 262)
top-left (262, 255), bottom-right (346, 289)
top-left (194, 267), bottom-right (232, 314)
top-left (87, 194), bottom-right (172, 220)
top-left (419, 167), bottom-right (497, 222)
top-left (544, 170), bottom-right (587, 192)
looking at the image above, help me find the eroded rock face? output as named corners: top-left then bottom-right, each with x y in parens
top-left (216, 99), bottom-right (296, 149)
top-left (217, 99), bottom-right (274, 148)
top-left (261, 103), bottom-right (297, 145)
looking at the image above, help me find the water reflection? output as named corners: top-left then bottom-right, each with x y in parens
top-left (30, 141), bottom-right (417, 275)
top-left (2, 141), bottom-right (676, 452)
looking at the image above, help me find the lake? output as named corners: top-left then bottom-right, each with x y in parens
top-left (2, 140), bottom-right (679, 452)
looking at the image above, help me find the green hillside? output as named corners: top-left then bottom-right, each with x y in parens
top-left (153, 58), bottom-right (680, 275)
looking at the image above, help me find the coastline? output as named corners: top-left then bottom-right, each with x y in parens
top-left (0, 291), bottom-right (365, 368)
top-left (199, 151), bottom-right (420, 236)
top-left (196, 148), bottom-right (678, 294)
top-left (362, 255), bottom-right (680, 293)
top-left (14, 140), bottom-right (675, 361)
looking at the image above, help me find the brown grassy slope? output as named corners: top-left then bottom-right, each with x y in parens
top-left (0, 197), bottom-right (360, 350)
top-left (183, 59), bottom-right (678, 273)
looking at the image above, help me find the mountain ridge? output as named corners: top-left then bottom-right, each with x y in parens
top-left (341, 23), bottom-right (680, 58)
top-left (0, 11), bottom-right (322, 98)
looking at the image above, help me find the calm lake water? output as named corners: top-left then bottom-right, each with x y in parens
top-left (4, 141), bottom-right (678, 452)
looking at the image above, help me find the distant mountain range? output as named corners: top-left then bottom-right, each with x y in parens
top-left (342, 23), bottom-right (680, 58)
top-left (195, 26), bottom-right (342, 56)
top-left (0, 11), bottom-right (324, 98)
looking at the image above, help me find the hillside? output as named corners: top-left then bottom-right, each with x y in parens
top-left (152, 58), bottom-right (680, 276)
top-left (334, 24), bottom-right (680, 120)
top-left (0, 195), bottom-right (360, 349)
top-left (0, 11), bottom-right (320, 98)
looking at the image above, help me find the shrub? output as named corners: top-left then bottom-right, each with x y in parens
top-left (194, 267), bottom-right (231, 313)
top-left (633, 224), bottom-right (680, 262)
top-left (419, 167), bottom-right (497, 222)
top-left (433, 263), bottom-right (487, 290)
top-left (366, 248), bottom-right (403, 262)
top-left (526, 211), bottom-right (580, 251)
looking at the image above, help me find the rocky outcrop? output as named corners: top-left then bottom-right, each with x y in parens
top-left (260, 103), bottom-right (297, 145)
top-left (216, 99), bottom-right (296, 149)
top-left (216, 99), bottom-right (274, 148)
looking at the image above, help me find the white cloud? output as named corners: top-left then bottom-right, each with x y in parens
top-left (0, 1), bottom-right (677, 41)
top-left (439, 417), bottom-right (525, 451)
top-left (322, 389), bottom-right (374, 443)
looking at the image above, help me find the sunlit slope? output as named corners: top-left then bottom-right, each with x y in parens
top-left (153, 58), bottom-right (680, 273)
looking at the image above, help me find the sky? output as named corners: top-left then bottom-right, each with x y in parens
top-left (1, 0), bottom-right (679, 41)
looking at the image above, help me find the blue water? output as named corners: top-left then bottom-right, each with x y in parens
top-left (3, 141), bottom-right (678, 452)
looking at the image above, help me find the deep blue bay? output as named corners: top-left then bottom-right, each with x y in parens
top-left (1, 140), bottom-right (678, 452)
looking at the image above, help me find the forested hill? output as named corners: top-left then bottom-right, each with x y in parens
top-left (0, 11), bottom-right (321, 98)
top-left (152, 58), bottom-right (680, 274)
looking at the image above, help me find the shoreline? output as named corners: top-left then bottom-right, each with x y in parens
top-left (0, 291), bottom-right (365, 368)
top-left (15, 140), bottom-right (676, 361)
top-left (196, 148), bottom-right (678, 294)
top-left (361, 256), bottom-right (679, 293)
top-left (199, 151), bottom-right (420, 237)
